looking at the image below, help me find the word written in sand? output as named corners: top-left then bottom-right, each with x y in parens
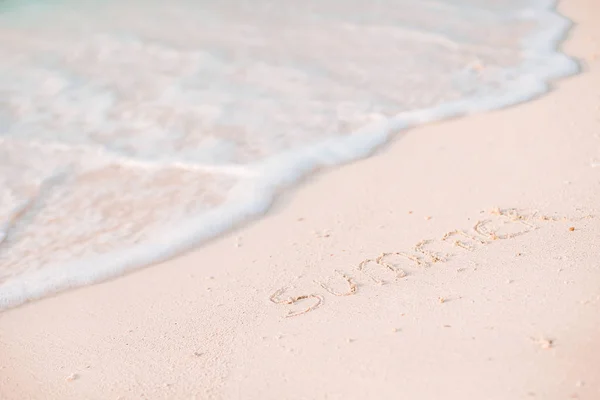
top-left (269, 207), bottom-right (594, 318)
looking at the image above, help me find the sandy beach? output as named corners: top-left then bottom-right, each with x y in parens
top-left (1, 0), bottom-right (599, 399)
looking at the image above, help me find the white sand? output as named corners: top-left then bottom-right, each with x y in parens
top-left (1, 0), bottom-right (599, 399)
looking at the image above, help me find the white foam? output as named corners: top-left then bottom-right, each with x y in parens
top-left (0, 0), bottom-right (578, 310)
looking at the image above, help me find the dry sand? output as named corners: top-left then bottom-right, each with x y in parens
top-left (1, 0), bottom-right (600, 399)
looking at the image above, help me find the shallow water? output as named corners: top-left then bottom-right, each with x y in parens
top-left (0, 0), bottom-right (577, 309)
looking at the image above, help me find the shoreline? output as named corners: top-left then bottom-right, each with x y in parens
top-left (1, 0), bottom-right (600, 399)
top-left (0, 0), bottom-right (580, 312)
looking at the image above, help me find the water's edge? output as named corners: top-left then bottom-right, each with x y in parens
top-left (0, 1), bottom-right (579, 311)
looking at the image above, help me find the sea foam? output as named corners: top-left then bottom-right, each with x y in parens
top-left (0, 0), bottom-right (577, 309)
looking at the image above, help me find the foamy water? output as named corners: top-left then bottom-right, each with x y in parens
top-left (0, 0), bottom-right (577, 309)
